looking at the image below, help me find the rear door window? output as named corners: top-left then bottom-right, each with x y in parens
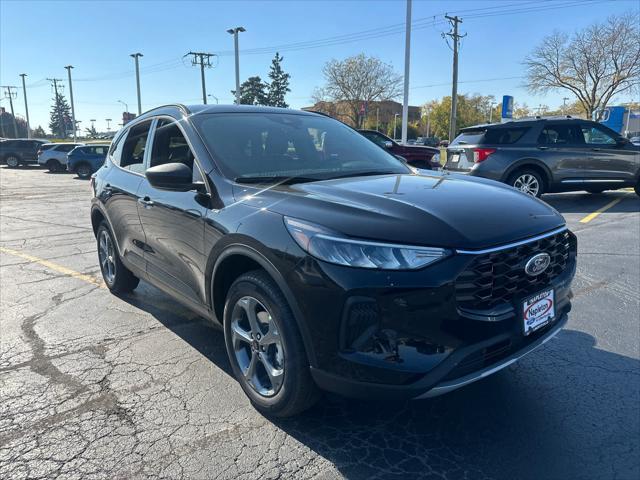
top-left (538, 124), bottom-right (583, 145)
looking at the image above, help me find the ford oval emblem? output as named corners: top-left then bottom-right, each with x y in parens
top-left (525, 253), bottom-right (551, 276)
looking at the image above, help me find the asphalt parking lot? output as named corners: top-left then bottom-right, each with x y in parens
top-left (1, 166), bottom-right (638, 480)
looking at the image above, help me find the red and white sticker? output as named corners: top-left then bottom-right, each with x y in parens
top-left (523, 289), bottom-right (555, 335)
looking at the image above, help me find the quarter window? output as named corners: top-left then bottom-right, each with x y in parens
top-left (121, 121), bottom-right (152, 174)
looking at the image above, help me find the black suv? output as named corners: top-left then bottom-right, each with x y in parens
top-left (444, 117), bottom-right (640, 197)
top-left (91, 105), bottom-right (576, 416)
top-left (0, 138), bottom-right (47, 167)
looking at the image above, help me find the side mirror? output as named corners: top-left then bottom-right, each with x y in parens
top-left (146, 162), bottom-right (197, 192)
top-left (615, 137), bottom-right (629, 146)
top-left (395, 154), bottom-right (408, 163)
top-left (383, 140), bottom-right (393, 149)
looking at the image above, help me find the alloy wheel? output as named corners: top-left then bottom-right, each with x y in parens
top-left (98, 230), bottom-right (116, 285)
top-left (230, 296), bottom-right (285, 397)
top-left (6, 156), bottom-right (19, 168)
top-left (513, 174), bottom-right (540, 196)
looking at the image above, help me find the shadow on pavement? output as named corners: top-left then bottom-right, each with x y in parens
top-left (115, 283), bottom-right (640, 480)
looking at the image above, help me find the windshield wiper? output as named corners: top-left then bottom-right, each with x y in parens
top-left (234, 175), bottom-right (320, 185)
top-left (326, 170), bottom-right (401, 180)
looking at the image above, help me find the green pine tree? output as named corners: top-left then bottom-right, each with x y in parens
top-left (266, 52), bottom-right (291, 108)
top-left (234, 76), bottom-right (269, 105)
top-left (33, 125), bottom-right (47, 138)
top-left (85, 125), bottom-right (98, 138)
top-left (49, 92), bottom-right (73, 138)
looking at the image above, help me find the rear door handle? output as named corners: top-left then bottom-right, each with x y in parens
top-left (138, 197), bottom-right (154, 208)
top-left (591, 148), bottom-right (601, 152)
top-left (537, 146), bottom-right (548, 150)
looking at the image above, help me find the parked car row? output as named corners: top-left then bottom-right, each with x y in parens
top-left (0, 138), bottom-right (109, 179)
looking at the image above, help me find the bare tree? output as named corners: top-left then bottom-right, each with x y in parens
top-left (524, 13), bottom-right (640, 119)
top-left (316, 54), bottom-right (403, 126)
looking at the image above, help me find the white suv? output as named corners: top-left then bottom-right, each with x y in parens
top-left (37, 143), bottom-right (84, 172)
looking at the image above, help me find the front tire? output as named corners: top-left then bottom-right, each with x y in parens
top-left (96, 222), bottom-right (139, 293)
top-left (508, 169), bottom-right (545, 198)
top-left (223, 270), bottom-right (318, 417)
top-left (5, 155), bottom-right (20, 168)
top-left (76, 163), bottom-right (92, 179)
top-left (635, 181), bottom-right (640, 197)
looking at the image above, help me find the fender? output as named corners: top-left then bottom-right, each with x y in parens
top-left (208, 243), bottom-right (318, 367)
top-left (501, 158), bottom-right (554, 184)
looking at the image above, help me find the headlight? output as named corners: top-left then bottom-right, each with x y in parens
top-left (432, 153), bottom-right (440, 163)
top-left (284, 217), bottom-right (449, 270)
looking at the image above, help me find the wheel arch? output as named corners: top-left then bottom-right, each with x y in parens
top-left (207, 244), bottom-right (318, 367)
top-left (502, 159), bottom-right (552, 190)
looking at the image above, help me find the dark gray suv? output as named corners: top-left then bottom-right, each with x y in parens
top-left (444, 117), bottom-right (640, 197)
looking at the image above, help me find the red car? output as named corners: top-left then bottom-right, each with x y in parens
top-left (359, 129), bottom-right (440, 169)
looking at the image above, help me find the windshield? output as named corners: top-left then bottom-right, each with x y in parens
top-left (192, 113), bottom-right (410, 182)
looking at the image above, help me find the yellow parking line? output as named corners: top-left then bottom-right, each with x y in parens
top-left (579, 198), bottom-right (623, 224)
top-left (0, 246), bottom-right (104, 288)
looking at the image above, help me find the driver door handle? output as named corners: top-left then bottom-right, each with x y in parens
top-left (591, 148), bottom-right (601, 152)
top-left (138, 197), bottom-right (154, 208)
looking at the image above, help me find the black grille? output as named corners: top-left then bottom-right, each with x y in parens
top-left (455, 230), bottom-right (572, 311)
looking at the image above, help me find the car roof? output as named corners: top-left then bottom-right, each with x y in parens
top-left (461, 116), bottom-right (589, 132)
top-left (137, 104), bottom-right (324, 121)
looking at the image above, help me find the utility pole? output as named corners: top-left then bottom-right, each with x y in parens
top-left (376, 107), bottom-right (379, 132)
top-left (47, 78), bottom-right (65, 138)
top-left (394, 113), bottom-right (399, 140)
top-left (19, 74), bottom-right (31, 138)
top-left (1, 85), bottom-right (19, 138)
top-left (130, 53), bottom-right (143, 115)
top-left (185, 51), bottom-right (215, 104)
top-left (227, 27), bottom-right (246, 104)
top-left (445, 15), bottom-right (465, 142)
top-left (64, 66), bottom-right (77, 141)
top-left (401, 0), bottom-right (412, 145)
top-left (489, 101), bottom-right (496, 123)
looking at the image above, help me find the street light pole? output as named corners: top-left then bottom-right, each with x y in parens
top-left (105, 118), bottom-right (112, 131)
top-left (401, 0), bottom-right (412, 145)
top-left (227, 27), bottom-right (246, 104)
top-left (489, 101), bottom-right (496, 123)
top-left (19, 74), bottom-right (31, 138)
top-left (130, 53), bottom-right (143, 115)
top-left (117, 99), bottom-right (128, 113)
top-left (64, 65), bottom-right (77, 141)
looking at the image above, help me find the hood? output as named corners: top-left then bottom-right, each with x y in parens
top-left (232, 173), bottom-right (565, 250)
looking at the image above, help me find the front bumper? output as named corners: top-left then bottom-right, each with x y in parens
top-left (287, 228), bottom-right (576, 399)
top-left (310, 312), bottom-right (567, 400)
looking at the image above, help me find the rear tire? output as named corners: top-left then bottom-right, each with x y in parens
top-left (76, 163), bottom-right (92, 179)
top-left (507, 169), bottom-right (545, 198)
top-left (635, 182), bottom-right (640, 198)
top-left (223, 270), bottom-right (319, 417)
top-left (46, 159), bottom-right (61, 173)
top-left (586, 188), bottom-right (606, 194)
top-left (5, 155), bottom-right (20, 168)
top-left (96, 222), bottom-right (139, 293)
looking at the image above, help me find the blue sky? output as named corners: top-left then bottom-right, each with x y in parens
top-left (1, 0), bottom-right (638, 133)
